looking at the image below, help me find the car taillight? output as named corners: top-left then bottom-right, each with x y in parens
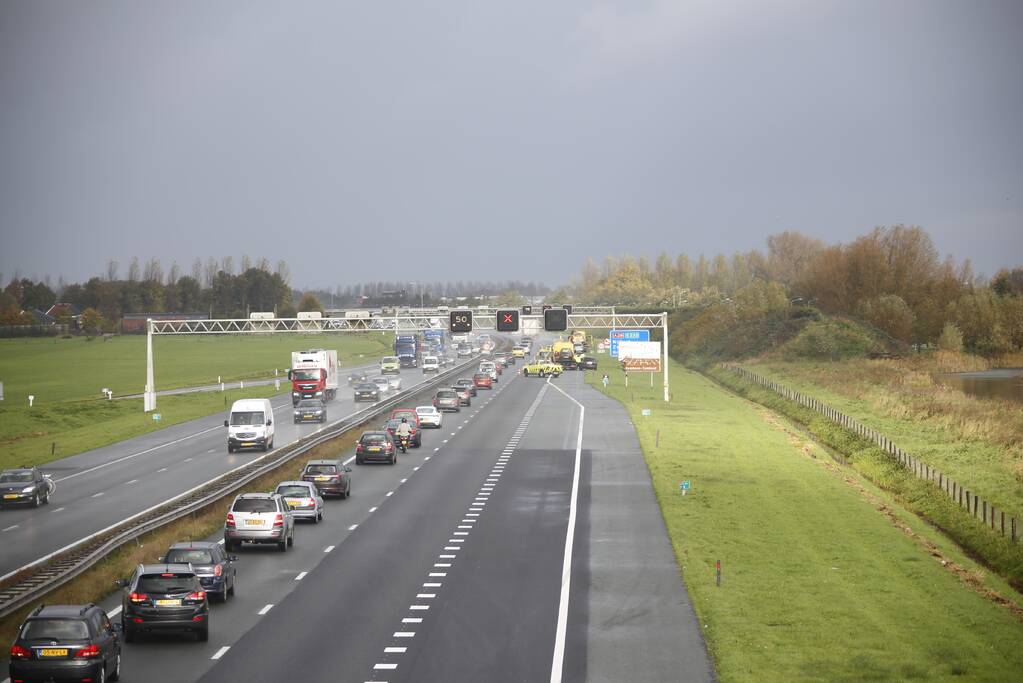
top-left (273, 513), bottom-right (284, 527)
top-left (129, 592), bottom-right (148, 603)
top-left (74, 644), bottom-right (101, 658)
top-left (307, 498), bottom-right (317, 506)
top-left (186, 590), bottom-right (206, 602)
top-left (226, 513), bottom-right (236, 528)
top-left (10, 644), bottom-right (31, 659)
top-left (356, 444), bottom-right (364, 452)
top-left (214, 564), bottom-right (223, 577)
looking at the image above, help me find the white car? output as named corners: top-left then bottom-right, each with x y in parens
top-left (274, 481), bottom-right (324, 523)
top-left (479, 361), bottom-right (499, 381)
top-left (371, 376), bottom-right (391, 394)
top-left (422, 356), bottom-right (440, 373)
top-left (386, 375), bottom-right (403, 391)
top-left (415, 405), bottom-right (443, 428)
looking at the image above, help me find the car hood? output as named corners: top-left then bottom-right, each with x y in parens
top-left (0, 483), bottom-right (33, 493)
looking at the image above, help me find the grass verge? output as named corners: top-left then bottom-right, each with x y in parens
top-left (0, 385), bottom-right (290, 470)
top-left (588, 355), bottom-right (1023, 682)
top-left (0, 423), bottom-right (363, 653)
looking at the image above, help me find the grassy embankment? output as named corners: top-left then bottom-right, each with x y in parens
top-left (0, 334), bottom-right (394, 468)
top-left (0, 422), bottom-right (363, 651)
top-left (588, 354), bottom-right (1023, 682)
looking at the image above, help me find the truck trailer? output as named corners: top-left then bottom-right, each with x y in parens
top-left (289, 349), bottom-right (339, 405)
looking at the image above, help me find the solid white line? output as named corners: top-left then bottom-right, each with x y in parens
top-left (546, 377), bottom-right (585, 683)
top-left (258, 604), bottom-right (274, 615)
top-left (295, 572), bottom-right (308, 581)
top-left (211, 646), bottom-right (230, 660)
top-left (55, 424), bottom-right (222, 483)
top-left (2, 525), bottom-right (18, 532)
top-left (325, 545), bottom-right (336, 553)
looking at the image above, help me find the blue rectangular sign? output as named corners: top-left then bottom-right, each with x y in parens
top-left (609, 329), bottom-right (650, 358)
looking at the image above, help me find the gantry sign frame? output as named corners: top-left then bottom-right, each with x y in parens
top-left (143, 309), bottom-right (670, 411)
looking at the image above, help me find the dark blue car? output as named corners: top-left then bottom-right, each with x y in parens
top-left (160, 541), bottom-right (237, 603)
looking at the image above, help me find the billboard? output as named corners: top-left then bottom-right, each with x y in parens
top-left (618, 341), bottom-right (661, 372)
top-left (609, 329), bottom-right (650, 358)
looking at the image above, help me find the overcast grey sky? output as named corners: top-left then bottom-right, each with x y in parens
top-left (1, 0), bottom-right (1021, 289)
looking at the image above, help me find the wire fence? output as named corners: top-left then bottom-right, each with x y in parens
top-left (722, 363), bottom-right (1021, 544)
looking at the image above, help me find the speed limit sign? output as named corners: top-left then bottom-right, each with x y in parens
top-left (449, 310), bottom-right (473, 333)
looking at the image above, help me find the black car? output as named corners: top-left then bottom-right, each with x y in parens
top-left (160, 542), bottom-right (237, 603)
top-left (118, 564), bottom-right (210, 642)
top-left (0, 467), bottom-right (54, 508)
top-left (293, 398), bottom-right (327, 423)
top-left (301, 459), bottom-right (353, 497)
top-left (355, 431), bottom-right (397, 464)
top-left (579, 356), bottom-right (598, 370)
top-left (347, 372), bottom-right (369, 386)
top-left (353, 382), bottom-right (379, 402)
top-left (454, 378), bottom-right (478, 397)
top-left (9, 604), bottom-right (122, 683)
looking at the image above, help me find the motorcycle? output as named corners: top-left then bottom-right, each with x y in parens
top-left (398, 435), bottom-right (410, 454)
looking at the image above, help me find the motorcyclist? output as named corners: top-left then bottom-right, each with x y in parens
top-left (395, 417), bottom-right (413, 440)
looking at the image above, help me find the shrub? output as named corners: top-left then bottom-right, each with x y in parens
top-left (937, 322), bottom-right (964, 352)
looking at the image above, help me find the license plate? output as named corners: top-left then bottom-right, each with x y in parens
top-left (241, 442), bottom-right (254, 446)
top-left (3, 494), bottom-right (18, 500)
top-left (316, 476), bottom-right (331, 481)
top-left (155, 599), bottom-right (181, 607)
top-left (39, 648), bottom-right (68, 657)
top-left (368, 447), bottom-right (381, 452)
top-left (287, 500), bottom-right (300, 507)
top-left (245, 519), bottom-right (263, 526)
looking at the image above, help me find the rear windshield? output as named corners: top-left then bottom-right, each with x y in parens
top-left (277, 485), bottom-right (313, 497)
top-left (436, 390), bottom-right (456, 398)
top-left (137, 574), bottom-right (200, 594)
top-left (232, 498), bottom-right (278, 513)
top-left (165, 549), bottom-right (214, 565)
top-left (305, 464), bottom-right (338, 474)
top-left (230, 411), bottom-right (265, 426)
top-left (296, 400), bottom-right (322, 408)
top-left (0, 471), bottom-right (33, 483)
top-left (361, 434), bottom-right (388, 445)
top-left (416, 407), bottom-right (436, 414)
top-left (474, 374), bottom-right (487, 379)
top-left (21, 619), bottom-right (89, 641)
top-left (382, 357), bottom-right (399, 363)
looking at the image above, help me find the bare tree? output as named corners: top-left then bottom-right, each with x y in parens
top-left (105, 259), bottom-right (119, 281)
top-left (241, 254), bottom-right (252, 272)
top-left (127, 257), bottom-right (140, 282)
top-left (143, 258), bottom-right (163, 283)
top-left (221, 256), bottom-right (234, 275)
top-left (167, 261), bottom-right (181, 285)
top-left (257, 256), bottom-right (270, 272)
top-left (204, 257), bottom-right (218, 288)
top-left (191, 258), bottom-right (203, 282)
top-left (275, 259), bottom-right (291, 285)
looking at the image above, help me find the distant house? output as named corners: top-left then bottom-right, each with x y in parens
top-left (28, 309), bottom-right (56, 325)
top-left (121, 313), bottom-right (209, 333)
top-left (46, 303), bottom-right (81, 319)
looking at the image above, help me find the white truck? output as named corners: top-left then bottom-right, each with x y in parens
top-left (289, 349), bottom-right (339, 405)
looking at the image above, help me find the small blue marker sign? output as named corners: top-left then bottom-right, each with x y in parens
top-left (152, 413), bottom-right (162, 422)
top-left (680, 480), bottom-right (691, 496)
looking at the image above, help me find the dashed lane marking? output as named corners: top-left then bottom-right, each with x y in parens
top-left (295, 572), bottom-right (308, 581)
top-left (325, 545), bottom-right (336, 553)
top-left (348, 524), bottom-right (358, 531)
top-left (258, 604), bottom-right (274, 615)
top-left (211, 646), bottom-right (230, 660)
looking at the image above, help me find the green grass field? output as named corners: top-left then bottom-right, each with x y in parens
top-left (0, 333), bottom-right (394, 404)
top-left (0, 333), bottom-right (395, 467)
top-left (586, 356), bottom-right (1023, 682)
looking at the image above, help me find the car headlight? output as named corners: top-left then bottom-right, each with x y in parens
top-left (21, 486), bottom-right (35, 493)
top-left (294, 411), bottom-right (301, 416)
top-left (315, 391), bottom-right (323, 396)
top-left (292, 392), bottom-right (300, 396)
top-left (315, 410), bottom-right (323, 415)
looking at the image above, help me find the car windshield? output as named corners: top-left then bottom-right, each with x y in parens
top-left (291, 370), bottom-right (320, 380)
top-left (232, 498), bottom-right (277, 512)
top-left (305, 464), bottom-right (339, 474)
top-left (230, 411), bottom-right (265, 426)
top-left (383, 357), bottom-right (399, 363)
top-left (296, 400), bottom-right (322, 408)
top-left (21, 619), bottom-right (89, 641)
top-left (361, 434), bottom-right (388, 445)
top-left (277, 485), bottom-right (312, 497)
top-left (436, 391), bottom-right (456, 398)
top-left (383, 419), bottom-right (401, 429)
top-left (456, 379), bottom-right (472, 385)
top-left (0, 471), bottom-right (33, 483)
top-left (356, 383), bottom-right (376, 390)
top-left (474, 374), bottom-right (487, 380)
top-left (416, 407), bottom-right (436, 415)
top-left (137, 574), bottom-right (200, 594)
top-left (165, 549), bottom-right (214, 565)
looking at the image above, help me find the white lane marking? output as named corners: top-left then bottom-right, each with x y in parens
top-left (125, 479), bottom-right (138, 485)
top-left (457, 525), bottom-right (472, 529)
top-left (410, 605), bottom-right (429, 611)
top-left (434, 563), bottom-right (452, 567)
top-left (348, 524), bottom-right (358, 531)
top-left (51, 507), bottom-right (66, 513)
top-left (386, 491), bottom-right (394, 497)
top-left (343, 455), bottom-right (356, 465)
top-left (157, 467), bottom-right (168, 473)
top-left (211, 646), bottom-right (230, 660)
top-left (184, 457), bottom-right (193, 462)
top-left (385, 646), bottom-right (407, 653)
top-left (218, 539), bottom-right (225, 545)
top-left (374, 663), bottom-right (398, 670)
top-left (413, 466), bottom-right (421, 471)
top-left (402, 617), bottom-right (423, 623)
top-left (417, 593), bottom-right (436, 598)
top-left (258, 604), bottom-right (274, 615)
top-left (2, 525), bottom-right (19, 532)
top-left (400, 478), bottom-right (407, 484)
top-left (444, 546), bottom-right (460, 551)
top-left (434, 447), bottom-right (440, 452)
top-left (453, 532), bottom-right (469, 536)
top-left (369, 507), bottom-right (377, 512)
top-left (55, 424), bottom-right (223, 483)
top-left (91, 492), bottom-right (105, 498)
top-left (547, 377), bottom-right (585, 683)
top-left (108, 605), bottom-right (122, 618)
top-left (424, 456), bottom-right (430, 461)
top-left (429, 572), bottom-right (447, 577)
top-left (394, 631), bottom-right (415, 637)
top-left (439, 554), bottom-right (456, 558)
top-left (295, 572), bottom-right (308, 581)
top-left (325, 545), bottom-right (336, 553)
top-left (206, 449), bottom-right (217, 454)
top-left (423, 582), bottom-right (442, 587)
top-left (466, 513), bottom-right (479, 517)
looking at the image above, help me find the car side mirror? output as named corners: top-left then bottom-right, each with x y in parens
top-left (224, 420), bottom-right (229, 428)
top-left (344, 466), bottom-right (352, 473)
top-left (157, 555), bottom-right (166, 562)
top-left (266, 420), bottom-right (272, 426)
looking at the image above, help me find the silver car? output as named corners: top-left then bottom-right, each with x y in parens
top-left (224, 493), bottom-right (295, 552)
top-left (371, 376), bottom-right (391, 394)
top-left (274, 481), bottom-right (324, 523)
top-left (386, 375), bottom-right (403, 391)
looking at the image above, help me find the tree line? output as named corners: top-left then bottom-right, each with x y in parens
top-left (563, 225), bottom-right (1023, 354)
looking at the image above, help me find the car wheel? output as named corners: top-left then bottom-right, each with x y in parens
top-left (96, 662), bottom-right (106, 683)
top-left (278, 539), bottom-right (287, 552)
top-left (523, 370), bottom-right (529, 377)
top-left (288, 530), bottom-right (295, 547)
top-left (110, 652), bottom-right (121, 681)
top-left (228, 578), bottom-right (235, 597)
top-left (197, 626), bottom-right (209, 642)
top-left (218, 587), bottom-right (229, 603)
top-left (122, 621), bottom-right (136, 644)
top-left (32, 492), bottom-right (41, 508)
top-left (316, 509), bottom-right (323, 522)
top-left (228, 444), bottom-right (235, 453)
top-left (390, 454), bottom-right (397, 465)
top-left (356, 456), bottom-right (364, 465)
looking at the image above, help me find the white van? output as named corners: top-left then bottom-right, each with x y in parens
top-left (225, 398), bottom-right (275, 453)
top-left (422, 356), bottom-right (440, 373)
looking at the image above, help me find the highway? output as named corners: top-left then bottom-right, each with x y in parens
top-left (0, 358), bottom-right (439, 579)
top-left (4, 359), bottom-right (713, 682)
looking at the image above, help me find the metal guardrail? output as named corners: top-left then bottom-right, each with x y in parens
top-left (0, 354), bottom-right (488, 620)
